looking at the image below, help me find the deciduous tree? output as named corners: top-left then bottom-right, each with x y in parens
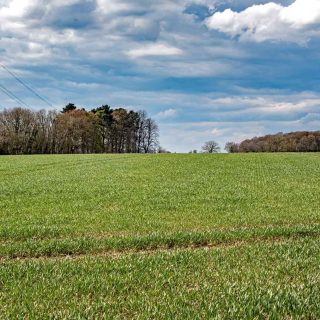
top-left (202, 140), bottom-right (220, 153)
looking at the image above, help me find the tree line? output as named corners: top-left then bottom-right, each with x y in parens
top-left (0, 104), bottom-right (159, 155)
top-left (225, 131), bottom-right (320, 153)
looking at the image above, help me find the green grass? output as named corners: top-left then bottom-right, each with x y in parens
top-left (1, 153), bottom-right (320, 254)
top-left (1, 153), bottom-right (320, 318)
top-left (1, 237), bottom-right (320, 319)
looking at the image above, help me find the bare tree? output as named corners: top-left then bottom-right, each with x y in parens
top-left (0, 108), bottom-right (37, 154)
top-left (54, 109), bottom-right (100, 154)
top-left (142, 118), bottom-right (159, 153)
top-left (33, 109), bottom-right (57, 154)
top-left (202, 140), bottom-right (220, 153)
top-left (136, 110), bottom-right (147, 153)
top-left (225, 142), bottom-right (238, 153)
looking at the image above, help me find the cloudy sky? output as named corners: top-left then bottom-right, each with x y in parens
top-left (0, 0), bottom-right (320, 152)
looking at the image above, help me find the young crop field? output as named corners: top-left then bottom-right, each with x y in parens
top-left (1, 153), bottom-right (320, 318)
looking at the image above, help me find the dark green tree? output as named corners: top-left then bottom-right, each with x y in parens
top-left (62, 103), bottom-right (77, 113)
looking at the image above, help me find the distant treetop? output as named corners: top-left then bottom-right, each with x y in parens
top-left (225, 131), bottom-right (320, 153)
top-left (61, 103), bottom-right (77, 113)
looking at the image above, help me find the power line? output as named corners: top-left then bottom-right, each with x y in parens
top-left (0, 83), bottom-right (30, 108)
top-left (0, 63), bottom-right (53, 107)
top-left (0, 84), bottom-right (29, 108)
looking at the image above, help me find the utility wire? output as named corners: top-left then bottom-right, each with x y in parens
top-left (0, 63), bottom-right (53, 107)
top-left (0, 83), bottom-right (30, 108)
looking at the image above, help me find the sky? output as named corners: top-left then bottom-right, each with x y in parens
top-left (0, 0), bottom-right (320, 152)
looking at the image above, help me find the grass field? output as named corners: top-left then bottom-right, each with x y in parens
top-left (1, 153), bottom-right (320, 318)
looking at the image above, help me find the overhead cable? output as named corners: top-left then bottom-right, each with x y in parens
top-left (0, 83), bottom-right (30, 108)
top-left (0, 63), bottom-right (53, 107)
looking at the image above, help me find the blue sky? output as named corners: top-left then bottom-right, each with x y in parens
top-left (0, 0), bottom-right (320, 152)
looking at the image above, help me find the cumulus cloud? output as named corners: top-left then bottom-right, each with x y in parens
top-left (205, 0), bottom-right (320, 43)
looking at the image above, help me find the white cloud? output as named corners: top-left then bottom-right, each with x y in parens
top-left (208, 95), bottom-right (320, 112)
top-left (280, 0), bottom-right (320, 26)
top-left (0, 0), bottom-right (320, 153)
top-left (0, 0), bottom-right (33, 17)
top-left (156, 108), bottom-right (178, 119)
top-left (127, 43), bottom-right (183, 58)
top-left (211, 127), bottom-right (225, 136)
top-left (96, 0), bottom-right (134, 14)
top-left (205, 0), bottom-right (320, 43)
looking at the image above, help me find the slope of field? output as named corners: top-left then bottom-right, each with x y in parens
top-left (1, 154), bottom-right (320, 318)
top-left (1, 153), bottom-right (320, 257)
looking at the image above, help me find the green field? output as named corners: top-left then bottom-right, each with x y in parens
top-left (1, 153), bottom-right (320, 318)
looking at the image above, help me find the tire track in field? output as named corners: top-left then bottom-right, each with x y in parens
top-left (1, 231), bottom-right (320, 262)
top-left (1, 222), bottom-right (319, 243)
